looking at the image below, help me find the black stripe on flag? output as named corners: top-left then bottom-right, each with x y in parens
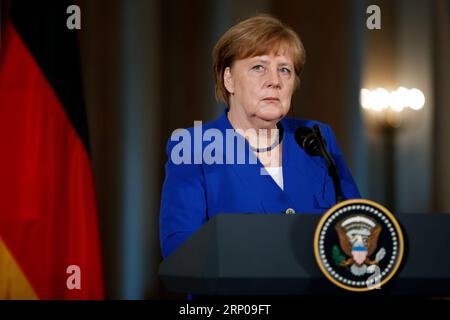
top-left (9, 0), bottom-right (91, 154)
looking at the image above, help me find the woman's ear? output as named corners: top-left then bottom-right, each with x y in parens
top-left (223, 67), bottom-right (234, 94)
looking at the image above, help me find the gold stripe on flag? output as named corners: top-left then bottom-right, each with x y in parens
top-left (0, 237), bottom-right (37, 300)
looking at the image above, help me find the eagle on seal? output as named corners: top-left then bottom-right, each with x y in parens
top-left (335, 223), bottom-right (382, 268)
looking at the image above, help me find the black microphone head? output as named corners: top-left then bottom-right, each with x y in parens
top-left (295, 126), bottom-right (321, 156)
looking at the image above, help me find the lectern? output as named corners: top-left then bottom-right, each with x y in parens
top-left (159, 214), bottom-right (450, 296)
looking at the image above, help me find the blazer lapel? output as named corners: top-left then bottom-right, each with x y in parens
top-left (281, 118), bottom-right (335, 212)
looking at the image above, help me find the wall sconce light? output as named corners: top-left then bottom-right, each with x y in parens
top-left (360, 87), bottom-right (425, 128)
top-left (359, 87), bottom-right (425, 212)
top-left (360, 87), bottom-right (425, 112)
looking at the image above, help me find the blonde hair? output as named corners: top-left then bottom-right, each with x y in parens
top-left (212, 14), bottom-right (306, 105)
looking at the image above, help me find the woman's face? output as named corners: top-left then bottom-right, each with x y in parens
top-left (224, 47), bottom-right (296, 127)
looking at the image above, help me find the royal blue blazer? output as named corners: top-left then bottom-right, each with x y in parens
top-left (160, 110), bottom-right (360, 258)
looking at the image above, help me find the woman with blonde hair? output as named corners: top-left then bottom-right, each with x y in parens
top-left (160, 14), bottom-right (360, 258)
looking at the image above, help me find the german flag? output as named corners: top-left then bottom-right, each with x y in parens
top-left (0, 1), bottom-right (104, 299)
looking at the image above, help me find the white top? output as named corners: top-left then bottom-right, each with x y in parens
top-left (264, 166), bottom-right (284, 190)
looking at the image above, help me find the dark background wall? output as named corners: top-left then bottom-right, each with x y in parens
top-left (2, 0), bottom-right (448, 299)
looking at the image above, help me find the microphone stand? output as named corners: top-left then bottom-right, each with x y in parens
top-left (312, 125), bottom-right (344, 203)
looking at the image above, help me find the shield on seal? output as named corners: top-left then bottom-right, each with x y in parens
top-left (352, 247), bottom-right (368, 265)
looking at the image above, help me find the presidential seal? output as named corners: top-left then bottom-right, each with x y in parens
top-left (314, 199), bottom-right (404, 292)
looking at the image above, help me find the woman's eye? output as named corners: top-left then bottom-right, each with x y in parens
top-left (252, 65), bottom-right (264, 71)
top-left (280, 67), bottom-right (291, 74)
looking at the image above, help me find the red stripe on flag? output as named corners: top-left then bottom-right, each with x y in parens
top-left (0, 21), bottom-right (104, 299)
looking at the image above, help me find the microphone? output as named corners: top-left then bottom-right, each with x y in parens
top-left (294, 126), bottom-right (321, 156)
top-left (295, 125), bottom-right (344, 203)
